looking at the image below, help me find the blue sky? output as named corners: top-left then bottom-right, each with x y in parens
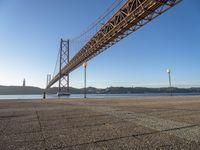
top-left (0, 0), bottom-right (199, 88)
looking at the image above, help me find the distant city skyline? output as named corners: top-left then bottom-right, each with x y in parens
top-left (0, 0), bottom-right (200, 88)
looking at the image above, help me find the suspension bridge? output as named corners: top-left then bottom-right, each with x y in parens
top-left (44, 0), bottom-right (181, 97)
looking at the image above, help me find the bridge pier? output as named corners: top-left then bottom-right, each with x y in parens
top-left (57, 39), bottom-right (70, 96)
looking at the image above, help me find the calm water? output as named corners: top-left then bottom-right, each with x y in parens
top-left (0, 93), bottom-right (200, 100)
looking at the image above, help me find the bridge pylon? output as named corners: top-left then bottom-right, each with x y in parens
top-left (58, 39), bottom-right (70, 96)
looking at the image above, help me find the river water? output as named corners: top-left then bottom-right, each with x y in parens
top-left (0, 93), bottom-right (200, 100)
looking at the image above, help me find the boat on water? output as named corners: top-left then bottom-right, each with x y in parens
top-left (57, 92), bottom-right (70, 97)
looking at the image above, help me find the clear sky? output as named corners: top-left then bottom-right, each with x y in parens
top-left (0, 0), bottom-right (199, 88)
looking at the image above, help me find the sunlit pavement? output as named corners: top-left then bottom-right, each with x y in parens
top-left (0, 96), bottom-right (200, 149)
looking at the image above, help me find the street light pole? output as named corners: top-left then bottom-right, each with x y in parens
top-left (43, 91), bottom-right (46, 99)
top-left (83, 62), bottom-right (87, 98)
top-left (166, 69), bottom-right (172, 96)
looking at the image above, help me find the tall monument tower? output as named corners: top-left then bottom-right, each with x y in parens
top-left (23, 78), bottom-right (26, 87)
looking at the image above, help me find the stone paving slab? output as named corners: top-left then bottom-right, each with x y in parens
top-left (0, 141), bottom-right (46, 150)
top-left (4, 121), bottom-right (40, 135)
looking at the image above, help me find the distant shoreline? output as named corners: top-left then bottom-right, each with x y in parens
top-left (0, 85), bottom-right (200, 95)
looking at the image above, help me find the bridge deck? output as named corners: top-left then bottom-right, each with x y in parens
top-left (0, 96), bottom-right (200, 149)
top-left (46, 0), bottom-right (181, 89)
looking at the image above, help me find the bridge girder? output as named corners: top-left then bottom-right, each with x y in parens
top-left (46, 0), bottom-right (181, 90)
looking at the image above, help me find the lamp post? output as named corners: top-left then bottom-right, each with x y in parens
top-left (166, 69), bottom-right (172, 96)
top-left (83, 62), bottom-right (87, 98)
top-left (43, 91), bottom-right (46, 99)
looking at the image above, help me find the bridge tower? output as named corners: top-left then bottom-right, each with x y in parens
top-left (58, 39), bottom-right (70, 96)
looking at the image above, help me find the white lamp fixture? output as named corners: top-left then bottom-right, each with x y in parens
top-left (166, 69), bottom-right (170, 74)
top-left (83, 62), bottom-right (87, 68)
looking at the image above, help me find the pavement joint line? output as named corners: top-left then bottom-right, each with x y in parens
top-left (3, 130), bottom-right (41, 136)
top-left (52, 132), bottom-right (140, 149)
top-left (161, 124), bottom-right (198, 132)
top-left (39, 114), bottom-right (108, 122)
top-left (115, 106), bottom-right (200, 112)
top-left (64, 114), bottom-right (109, 119)
top-left (38, 110), bottom-right (91, 117)
top-left (0, 106), bottom-right (77, 112)
top-left (157, 112), bottom-right (200, 119)
top-left (42, 120), bottom-right (126, 135)
top-left (70, 121), bottom-right (123, 129)
top-left (70, 101), bottom-right (200, 143)
top-left (0, 112), bottom-right (14, 136)
top-left (53, 127), bottom-right (182, 149)
top-left (34, 105), bottom-right (48, 150)
top-left (156, 144), bottom-right (172, 148)
top-left (0, 139), bottom-right (45, 144)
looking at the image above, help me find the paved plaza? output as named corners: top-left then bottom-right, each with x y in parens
top-left (0, 96), bottom-right (200, 149)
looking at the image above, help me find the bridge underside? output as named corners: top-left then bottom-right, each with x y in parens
top-left (46, 0), bottom-right (181, 90)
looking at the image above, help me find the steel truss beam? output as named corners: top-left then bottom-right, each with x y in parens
top-left (46, 0), bottom-right (181, 89)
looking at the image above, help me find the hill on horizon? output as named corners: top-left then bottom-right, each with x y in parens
top-left (0, 85), bottom-right (200, 95)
